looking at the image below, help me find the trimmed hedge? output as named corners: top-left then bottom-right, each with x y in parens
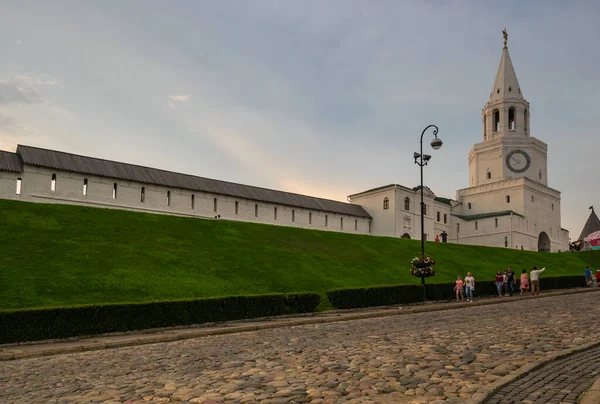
top-left (327, 276), bottom-right (587, 309)
top-left (0, 293), bottom-right (320, 344)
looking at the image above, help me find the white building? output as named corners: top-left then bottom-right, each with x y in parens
top-left (0, 33), bottom-right (569, 251)
top-left (348, 33), bottom-right (569, 252)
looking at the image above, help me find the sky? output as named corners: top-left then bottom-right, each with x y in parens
top-left (0, 0), bottom-right (598, 238)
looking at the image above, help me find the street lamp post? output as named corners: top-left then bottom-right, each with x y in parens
top-left (413, 124), bottom-right (443, 289)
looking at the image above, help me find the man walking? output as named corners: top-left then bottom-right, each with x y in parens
top-left (506, 266), bottom-right (516, 296)
top-left (530, 266), bottom-right (546, 296)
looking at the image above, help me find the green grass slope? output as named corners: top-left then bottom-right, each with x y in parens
top-left (1, 199), bottom-right (598, 310)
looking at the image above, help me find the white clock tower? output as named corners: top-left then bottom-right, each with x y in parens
top-left (454, 29), bottom-right (569, 252)
top-left (469, 30), bottom-right (548, 187)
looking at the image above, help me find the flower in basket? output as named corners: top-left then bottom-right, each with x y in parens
top-left (410, 256), bottom-right (436, 277)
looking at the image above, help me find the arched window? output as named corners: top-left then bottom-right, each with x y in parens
top-left (292, 209), bottom-right (295, 222)
top-left (506, 195), bottom-right (511, 203)
top-left (493, 109), bottom-right (500, 132)
top-left (191, 194), bottom-right (195, 209)
top-left (531, 195), bottom-right (534, 202)
top-left (495, 218), bottom-right (498, 228)
top-left (340, 217), bottom-right (343, 230)
top-left (83, 178), bottom-right (88, 196)
top-left (51, 173), bottom-right (57, 191)
top-left (355, 219), bottom-right (358, 231)
top-left (468, 202), bottom-right (472, 210)
top-left (309, 212), bottom-right (312, 224)
top-left (524, 109), bottom-right (528, 132)
top-left (235, 201), bottom-right (239, 215)
top-left (254, 204), bottom-right (258, 217)
top-left (274, 207), bottom-right (277, 220)
top-left (487, 172), bottom-right (491, 179)
top-left (383, 197), bottom-right (389, 210)
top-left (167, 191), bottom-right (171, 206)
top-left (404, 197), bottom-right (410, 211)
top-left (325, 215), bottom-right (328, 227)
top-left (551, 203), bottom-right (554, 211)
top-left (213, 198), bottom-right (217, 212)
top-left (508, 107), bottom-right (516, 130)
top-left (141, 187), bottom-right (145, 203)
top-left (112, 183), bottom-right (118, 199)
top-left (16, 178), bottom-right (22, 195)
top-left (483, 115), bottom-right (487, 139)
top-left (539, 170), bottom-right (542, 180)
top-left (475, 221), bottom-right (478, 230)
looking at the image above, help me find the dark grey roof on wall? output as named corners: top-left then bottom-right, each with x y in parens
top-left (16, 145), bottom-right (371, 218)
top-left (0, 150), bottom-right (23, 172)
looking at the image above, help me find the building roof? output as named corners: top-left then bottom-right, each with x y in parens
top-left (577, 207), bottom-right (600, 241)
top-left (348, 184), bottom-right (455, 206)
top-left (453, 210), bottom-right (524, 221)
top-left (488, 35), bottom-right (525, 103)
top-left (15, 145), bottom-right (371, 218)
top-left (0, 150), bottom-right (23, 172)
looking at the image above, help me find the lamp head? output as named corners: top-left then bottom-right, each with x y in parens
top-left (430, 137), bottom-right (443, 150)
top-left (423, 154), bottom-right (432, 162)
top-left (413, 152), bottom-right (421, 160)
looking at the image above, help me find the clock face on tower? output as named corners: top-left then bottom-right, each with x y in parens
top-left (506, 150), bottom-right (531, 173)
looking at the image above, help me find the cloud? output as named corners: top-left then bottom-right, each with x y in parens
top-left (16, 40), bottom-right (22, 45)
top-left (12, 74), bottom-right (62, 87)
top-left (0, 113), bottom-right (37, 151)
top-left (0, 80), bottom-right (43, 105)
top-left (168, 95), bottom-right (189, 102)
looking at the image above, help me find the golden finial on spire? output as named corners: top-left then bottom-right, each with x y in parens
top-left (502, 28), bottom-right (508, 48)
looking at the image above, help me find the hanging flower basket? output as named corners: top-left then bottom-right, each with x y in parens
top-left (410, 256), bottom-right (436, 278)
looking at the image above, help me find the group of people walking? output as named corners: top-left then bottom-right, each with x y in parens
top-left (454, 266), bottom-right (546, 302)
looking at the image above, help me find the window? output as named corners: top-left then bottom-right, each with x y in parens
top-left (493, 109), bottom-right (500, 132)
top-left (83, 179), bottom-right (88, 196)
top-left (539, 170), bottom-right (542, 180)
top-left (213, 198), bottom-right (217, 212)
top-left (16, 178), bottom-right (22, 195)
top-left (340, 217), bottom-right (343, 230)
top-left (274, 207), bottom-right (277, 220)
top-left (355, 219), bottom-right (358, 231)
top-left (531, 195), bottom-right (534, 202)
top-left (325, 215), bottom-right (328, 227)
top-left (112, 183), bottom-right (118, 199)
top-left (524, 109), bottom-right (528, 132)
top-left (487, 172), bottom-right (491, 179)
top-left (508, 107), bottom-right (516, 130)
top-left (404, 197), bottom-right (410, 211)
top-left (368, 220), bottom-right (371, 234)
top-left (468, 202), bottom-right (472, 210)
top-left (443, 213), bottom-right (447, 224)
top-left (483, 115), bottom-right (487, 139)
top-left (235, 201), bottom-right (239, 215)
top-left (552, 203), bottom-right (554, 211)
top-left (383, 197), bottom-right (389, 210)
top-left (436, 211), bottom-right (440, 222)
top-left (495, 218), bottom-right (498, 228)
top-left (508, 86), bottom-right (512, 92)
top-left (141, 187), bottom-right (145, 203)
top-left (475, 221), bottom-right (478, 230)
top-left (506, 195), bottom-right (511, 203)
top-left (254, 204), bottom-right (258, 217)
top-left (421, 203), bottom-right (427, 216)
top-left (191, 194), bottom-right (195, 209)
top-left (309, 212), bottom-right (312, 224)
top-left (292, 209), bottom-right (295, 222)
top-left (51, 173), bottom-right (56, 191)
top-left (167, 191), bottom-right (171, 206)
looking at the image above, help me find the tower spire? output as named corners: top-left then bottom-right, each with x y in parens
top-left (489, 29), bottom-right (524, 103)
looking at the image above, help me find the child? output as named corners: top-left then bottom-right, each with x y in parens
top-left (596, 270), bottom-right (600, 287)
top-left (520, 269), bottom-right (529, 295)
top-left (454, 276), bottom-right (464, 302)
top-left (495, 271), bottom-right (503, 297)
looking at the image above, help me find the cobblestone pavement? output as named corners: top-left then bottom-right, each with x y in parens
top-left (2, 293), bottom-right (600, 404)
top-left (485, 345), bottom-right (600, 404)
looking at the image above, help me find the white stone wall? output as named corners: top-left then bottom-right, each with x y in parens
top-left (456, 178), bottom-right (526, 216)
top-left (1, 165), bottom-right (371, 235)
top-left (348, 187), bottom-right (396, 237)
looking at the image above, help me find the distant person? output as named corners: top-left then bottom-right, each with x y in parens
top-left (506, 267), bottom-right (516, 296)
top-left (520, 246), bottom-right (524, 250)
top-left (530, 266), bottom-right (546, 296)
top-left (464, 272), bottom-right (475, 302)
top-left (495, 270), bottom-right (504, 297)
top-left (435, 235), bottom-right (440, 242)
top-left (520, 269), bottom-right (529, 296)
top-left (585, 265), bottom-right (593, 286)
top-left (454, 276), bottom-right (464, 302)
top-left (502, 270), bottom-right (508, 296)
top-left (596, 270), bottom-right (600, 287)
top-left (440, 231), bottom-right (448, 243)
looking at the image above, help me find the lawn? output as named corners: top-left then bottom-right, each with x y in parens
top-left (1, 199), bottom-right (598, 310)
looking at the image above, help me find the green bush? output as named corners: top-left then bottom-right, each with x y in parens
top-left (0, 292), bottom-right (320, 344)
top-left (327, 276), bottom-right (586, 309)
